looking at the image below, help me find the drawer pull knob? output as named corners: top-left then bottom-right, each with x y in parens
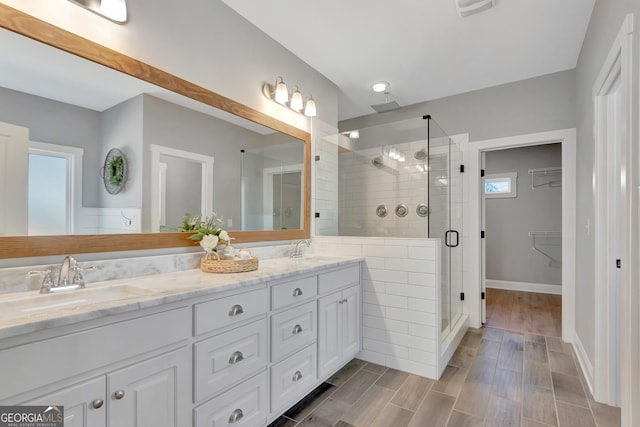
top-left (292, 371), bottom-right (303, 382)
top-left (228, 304), bottom-right (244, 317)
top-left (114, 390), bottom-right (125, 400)
top-left (229, 408), bottom-right (244, 423)
top-left (292, 324), bottom-right (303, 335)
top-left (292, 287), bottom-right (303, 297)
top-left (229, 351), bottom-right (244, 364)
top-left (92, 399), bottom-right (104, 409)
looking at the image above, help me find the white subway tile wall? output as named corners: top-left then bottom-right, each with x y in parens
top-left (313, 236), bottom-right (441, 379)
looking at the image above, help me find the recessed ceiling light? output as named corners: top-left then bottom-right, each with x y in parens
top-left (371, 81), bottom-right (389, 93)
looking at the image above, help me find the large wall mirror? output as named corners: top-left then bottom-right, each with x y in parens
top-left (0, 5), bottom-right (311, 258)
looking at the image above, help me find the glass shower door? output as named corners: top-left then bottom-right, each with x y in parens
top-left (428, 119), bottom-right (463, 335)
top-left (448, 137), bottom-right (464, 333)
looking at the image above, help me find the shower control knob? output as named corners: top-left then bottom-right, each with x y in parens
top-left (416, 203), bottom-right (431, 217)
top-left (395, 204), bottom-right (408, 217)
top-left (376, 205), bottom-right (388, 218)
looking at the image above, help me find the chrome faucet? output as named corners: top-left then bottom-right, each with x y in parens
top-left (290, 239), bottom-right (311, 259)
top-left (58, 255), bottom-right (76, 286)
top-left (28, 256), bottom-right (95, 293)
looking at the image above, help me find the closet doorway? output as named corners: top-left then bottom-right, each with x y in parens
top-left (481, 143), bottom-right (563, 336)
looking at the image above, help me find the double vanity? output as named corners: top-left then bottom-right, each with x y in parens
top-left (0, 255), bottom-right (362, 427)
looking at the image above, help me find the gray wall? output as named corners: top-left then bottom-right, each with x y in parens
top-left (340, 69), bottom-right (576, 142)
top-left (573, 0), bottom-right (638, 368)
top-left (0, 86), bottom-right (103, 206)
top-left (141, 94), bottom-right (265, 231)
top-left (161, 155), bottom-right (202, 230)
top-left (485, 144), bottom-right (562, 286)
top-left (101, 95), bottom-right (144, 209)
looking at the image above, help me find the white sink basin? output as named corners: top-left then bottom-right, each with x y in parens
top-left (0, 285), bottom-right (154, 319)
top-left (290, 255), bottom-right (347, 265)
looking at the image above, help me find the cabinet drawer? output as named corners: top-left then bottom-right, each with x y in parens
top-left (194, 288), bottom-right (267, 336)
top-left (270, 301), bottom-right (316, 362)
top-left (270, 344), bottom-right (317, 414)
top-left (194, 319), bottom-right (267, 402)
top-left (270, 275), bottom-right (317, 310)
top-left (318, 265), bottom-right (360, 295)
top-left (194, 371), bottom-right (267, 427)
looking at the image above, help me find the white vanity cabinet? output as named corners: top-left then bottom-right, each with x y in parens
top-left (23, 377), bottom-right (107, 427)
top-left (317, 266), bottom-right (362, 379)
top-left (192, 287), bottom-right (269, 427)
top-left (5, 307), bottom-right (192, 427)
top-left (107, 347), bottom-right (190, 427)
top-left (0, 258), bottom-right (363, 427)
top-left (267, 275), bottom-right (319, 416)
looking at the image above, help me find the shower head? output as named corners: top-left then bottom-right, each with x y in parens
top-left (371, 156), bottom-right (384, 168)
top-left (414, 149), bottom-right (427, 161)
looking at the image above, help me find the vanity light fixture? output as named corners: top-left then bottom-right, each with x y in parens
top-left (68, 0), bottom-right (128, 23)
top-left (263, 77), bottom-right (317, 117)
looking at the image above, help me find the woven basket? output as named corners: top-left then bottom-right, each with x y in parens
top-left (200, 250), bottom-right (259, 273)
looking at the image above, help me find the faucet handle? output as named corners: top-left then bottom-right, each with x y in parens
top-left (27, 269), bottom-right (54, 293)
top-left (71, 264), bottom-right (95, 287)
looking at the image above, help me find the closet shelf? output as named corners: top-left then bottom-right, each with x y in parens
top-left (529, 231), bottom-right (561, 266)
top-left (528, 167), bottom-right (562, 189)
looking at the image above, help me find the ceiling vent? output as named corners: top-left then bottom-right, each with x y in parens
top-left (455, 0), bottom-right (495, 18)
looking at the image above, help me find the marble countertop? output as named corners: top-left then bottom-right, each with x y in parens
top-left (0, 255), bottom-right (362, 341)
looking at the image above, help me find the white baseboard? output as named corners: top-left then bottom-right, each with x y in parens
top-left (572, 330), bottom-right (594, 396)
top-left (486, 279), bottom-right (562, 295)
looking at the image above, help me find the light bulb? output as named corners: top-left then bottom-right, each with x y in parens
top-left (290, 88), bottom-right (303, 111)
top-left (274, 77), bottom-right (288, 104)
top-left (99, 0), bottom-right (127, 22)
top-left (349, 130), bottom-right (360, 139)
top-left (304, 97), bottom-right (317, 117)
top-left (371, 81), bottom-right (389, 93)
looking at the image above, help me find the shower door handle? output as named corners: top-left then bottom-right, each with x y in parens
top-left (445, 230), bottom-right (459, 248)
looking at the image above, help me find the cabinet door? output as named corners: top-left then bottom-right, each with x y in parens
top-left (108, 347), bottom-right (190, 427)
top-left (317, 292), bottom-right (342, 379)
top-left (22, 376), bottom-right (106, 427)
top-left (342, 285), bottom-right (361, 360)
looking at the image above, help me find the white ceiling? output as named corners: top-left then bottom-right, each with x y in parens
top-left (222, 0), bottom-right (595, 121)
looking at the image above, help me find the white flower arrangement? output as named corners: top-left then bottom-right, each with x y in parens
top-left (178, 212), bottom-right (231, 256)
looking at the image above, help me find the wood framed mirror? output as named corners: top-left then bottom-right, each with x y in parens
top-left (0, 4), bottom-right (311, 259)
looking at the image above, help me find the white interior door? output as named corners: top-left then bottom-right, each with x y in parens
top-left (0, 122), bottom-right (29, 235)
top-left (480, 152), bottom-right (487, 325)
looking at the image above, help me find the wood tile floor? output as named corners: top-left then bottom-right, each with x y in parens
top-left (485, 288), bottom-right (562, 337)
top-left (268, 290), bottom-right (619, 426)
top-left (268, 328), bottom-right (621, 427)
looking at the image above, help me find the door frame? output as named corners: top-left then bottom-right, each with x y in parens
top-left (29, 141), bottom-right (84, 235)
top-left (592, 13), bottom-right (634, 411)
top-left (462, 128), bottom-right (576, 341)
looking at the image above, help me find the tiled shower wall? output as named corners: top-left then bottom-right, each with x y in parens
top-left (337, 141), bottom-right (430, 237)
top-left (312, 236), bottom-right (442, 378)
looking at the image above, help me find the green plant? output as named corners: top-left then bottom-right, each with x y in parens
top-left (177, 212), bottom-right (229, 245)
top-left (108, 155), bottom-right (125, 186)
